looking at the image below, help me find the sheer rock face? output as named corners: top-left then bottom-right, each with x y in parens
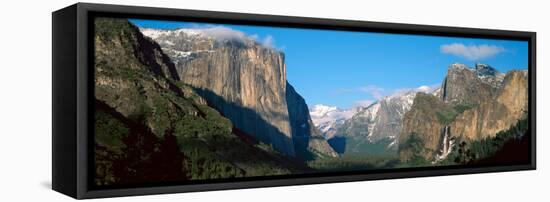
top-left (450, 70), bottom-right (528, 140)
top-left (142, 28), bottom-right (335, 157)
top-left (399, 63), bottom-right (528, 161)
top-left (440, 63), bottom-right (501, 104)
top-left (179, 42), bottom-right (295, 157)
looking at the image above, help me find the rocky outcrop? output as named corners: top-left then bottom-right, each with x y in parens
top-left (142, 27), bottom-right (334, 158)
top-left (399, 63), bottom-right (528, 162)
top-left (440, 63), bottom-right (501, 104)
top-left (94, 18), bottom-right (201, 138)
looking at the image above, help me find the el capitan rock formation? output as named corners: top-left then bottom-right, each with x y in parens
top-left (93, 18), bottom-right (312, 184)
top-left (141, 27), bottom-right (337, 158)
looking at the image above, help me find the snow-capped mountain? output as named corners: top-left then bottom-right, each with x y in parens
top-left (321, 85), bottom-right (438, 154)
top-left (309, 105), bottom-right (357, 139)
top-left (140, 27), bottom-right (254, 44)
top-left (445, 63), bottom-right (504, 89)
top-left (474, 63), bottom-right (505, 88)
top-left (338, 90), bottom-right (417, 148)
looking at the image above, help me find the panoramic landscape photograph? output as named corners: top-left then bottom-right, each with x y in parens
top-left (93, 17), bottom-right (530, 187)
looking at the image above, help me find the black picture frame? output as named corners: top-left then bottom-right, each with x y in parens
top-left (52, 2), bottom-right (536, 199)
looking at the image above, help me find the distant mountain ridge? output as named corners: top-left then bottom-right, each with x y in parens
top-left (338, 90), bottom-right (417, 147)
top-left (309, 104), bottom-right (357, 139)
top-left (327, 89), bottom-right (424, 154)
top-left (311, 86), bottom-right (437, 154)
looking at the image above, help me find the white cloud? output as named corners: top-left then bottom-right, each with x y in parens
top-left (337, 84), bottom-right (439, 109)
top-left (187, 25), bottom-right (278, 49)
top-left (335, 85), bottom-right (385, 99)
top-left (440, 43), bottom-right (505, 61)
top-left (357, 85), bottom-right (385, 99)
top-left (261, 35), bottom-right (275, 48)
top-left (388, 84), bottom-right (440, 98)
top-left (416, 85), bottom-right (433, 92)
top-left (196, 26), bottom-right (249, 43)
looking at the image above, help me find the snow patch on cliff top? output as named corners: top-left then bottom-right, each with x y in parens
top-left (139, 26), bottom-right (277, 49)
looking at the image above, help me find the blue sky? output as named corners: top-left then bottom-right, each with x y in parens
top-left (130, 19), bottom-right (529, 109)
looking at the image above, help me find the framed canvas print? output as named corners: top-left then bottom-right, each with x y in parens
top-left (52, 3), bottom-right (536, 199)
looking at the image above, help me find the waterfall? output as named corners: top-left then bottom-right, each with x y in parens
top-left (432, 125), bottom-right (455, 164)
top-left (442, 126), bottom-right (450, 155)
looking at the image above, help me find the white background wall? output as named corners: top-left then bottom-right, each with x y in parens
top-left (0, 0), bottom-right (547, 201)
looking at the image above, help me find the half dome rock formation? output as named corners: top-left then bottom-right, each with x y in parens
top-left (141, 27), bottom-right (336, 158)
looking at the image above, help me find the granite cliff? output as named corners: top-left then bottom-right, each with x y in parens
top-left (141, 27), bottom-right (336, 158)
